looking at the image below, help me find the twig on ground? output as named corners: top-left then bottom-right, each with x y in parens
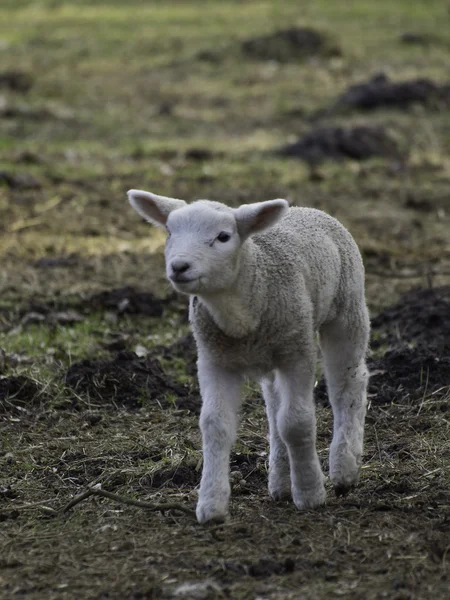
top-left (89, 487), bottom-right (195, 516)
top-left (58, 484), bottom-right (195, 517)
top-left (60, 488), bottom-right (95, 513)
top-left (4, 483), bottom-right (195, 519)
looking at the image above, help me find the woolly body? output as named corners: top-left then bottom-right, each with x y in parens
top-left (127, 190), bottom-right (370, 525)
top-left (190, 207), bottom-right (364, 376)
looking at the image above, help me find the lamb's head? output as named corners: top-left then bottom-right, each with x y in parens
top-left (128, 189), bottom-right (289, 295)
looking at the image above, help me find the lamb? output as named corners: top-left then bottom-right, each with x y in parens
top-left (128, 189), bottom-right (370, 524)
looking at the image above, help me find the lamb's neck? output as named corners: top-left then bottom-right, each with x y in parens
top-left (197, 241), bottom-right (266, 338)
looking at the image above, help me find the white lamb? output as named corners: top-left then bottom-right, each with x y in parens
top-left (128, 189), bottom-right (370, 524)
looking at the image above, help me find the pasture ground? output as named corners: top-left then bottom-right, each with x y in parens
top-left (0, 1), bottom-right (449, 598)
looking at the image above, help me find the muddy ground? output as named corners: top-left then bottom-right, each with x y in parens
top-left (1, 1), bottom-right (450, 599)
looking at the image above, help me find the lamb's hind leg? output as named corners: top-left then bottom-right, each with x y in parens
top-left (319, 307), bottom-right (370, 495)
top-left (261, 375), bottom-right (291, 500)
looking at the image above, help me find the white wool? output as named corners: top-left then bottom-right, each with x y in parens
top-left (128, 189), bottom-right (370, 524)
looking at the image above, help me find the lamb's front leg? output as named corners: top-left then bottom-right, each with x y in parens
top-left (276, 359), bottom-right (326, 510)
top-left (196, 358), bottom-right (243, 524)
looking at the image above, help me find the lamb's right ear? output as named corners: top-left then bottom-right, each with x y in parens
top-left (127, 189), bottom-right (186, 227)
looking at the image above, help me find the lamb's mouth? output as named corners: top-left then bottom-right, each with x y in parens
top-left (177, 279), bottom-right (197, 286)
top-left (169, 276), bottom-right (200, 289)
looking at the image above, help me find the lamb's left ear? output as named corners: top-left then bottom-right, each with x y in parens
top-left (128, 189), bottom-right (186, 228)
top-left (233, 199), bottom-right (289, 239)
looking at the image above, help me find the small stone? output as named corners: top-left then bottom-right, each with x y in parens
top-left (230, 470), bottom-right (242, 482)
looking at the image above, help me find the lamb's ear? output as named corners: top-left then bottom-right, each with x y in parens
top-left (233, 199), bottom-right (289, 239)
top-left (127, 189), bottom-right (186, 227)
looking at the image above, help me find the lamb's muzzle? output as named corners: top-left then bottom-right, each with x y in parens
top-left (128, 189), bottom-right (370, 524)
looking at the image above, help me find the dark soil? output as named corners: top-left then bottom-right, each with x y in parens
top-left (332, 73), bottom-right (450, 111)
top-left (155, 333), bottom-right (198, 377)
top-left (33, 254), bottom-right (81, 269)
top-left (147, 452), bottom-right (264, 491)
top-left (85, 286), bottom-right (167, 317)
top-left (369, 345), bottom-right (450, 405)
top-left (241, 27), bottom-right (341, 62)
top-left (6, 286), bottom-right (184, 328)
top-left (2, 290), bottom-right (449, 599)
top-left (0, 70), bottom-right (33, 93)
top-left (65, 350), bottom-right (200, 412)
top-left (0, 375), bottom-right (47, 416)
top-left (400, 32), bottom-right (446, 47)
top-left (148, 464), bottom-right (200, 489)
top-left (0, 104), bottom-right (55, 121)
top-left (371, 285), bottom-right (450, 350)
top-left (0, 170), bottom-right (41, 190)
top-left (277, 125), bottom-right (398, 162)
top-left (316, 286), bottom-right (450, 407)
top-left (184, 147), bottom-right (215, 161)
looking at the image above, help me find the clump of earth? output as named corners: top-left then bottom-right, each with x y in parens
top-left (240, 27), bottom-right (341, 62)
top-left (277, 125), bottom-right (399, 162)
top-left (330, 73), bottom-right (450, 112)
top-left (316, 285), bottom-right (450, 406)
top-left (65, 350), bottom-right (199, 413)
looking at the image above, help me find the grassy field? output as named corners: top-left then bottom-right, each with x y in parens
top-left (1, 1), bottom-right (449, 599)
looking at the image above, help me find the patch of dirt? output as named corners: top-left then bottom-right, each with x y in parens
top-left (0, 171), bottom-right (42, 190)
top-left (85, 286), bottom-right (167, 317)
top-left (155, 333), bottom-right (198, 377)
top-left (277, 125), bottom-right (399, 162)
top-left (0, 376), bottom-right (47, 416)
top-left (14, 150), bottom-right (42, 165)
top-left (0, 70), bottom-right (33, 93)
top-left (230, 451), bottom-right (267, 491)
top-left (0, 102), bottom-right (56, 121)
top-left (65, 350), bottom-right (200, 412)
top-left (83, 287), bottom-right (189, 319)
top-left (207, 556), bottom-right (296, 578)
top-left (371, 286), bottom-right (450, 350)
top-left (331, 73), bottom-right (450, 111)
top-left (144, 452), bottom-right (264, 491)
top-left (241, 27), bottom-right (341, 62)
top-left (316, 286), bottom-right (450, 406)
top-left (369, 345), bottom-right (450, 405)
top-left (400, 32), bottom-right (446, 47)
top-left (2, 287), bottom-right (188, 334)
top-left (196, 48), bottom-right (223, 63)
top-left (184, 148), bottom-right (215, 161)
top-left (148, 464), bottom-right (200, 489)
top-left (33, 254), bottom-right (81, 269)
top-left (11, 310), bottom-right (84, 332)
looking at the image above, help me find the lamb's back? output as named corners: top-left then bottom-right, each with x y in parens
top-left (253, 207), bottom-right (364, 327)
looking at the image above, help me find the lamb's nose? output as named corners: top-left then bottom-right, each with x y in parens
top-left (171, 260), bottom-right (190, 274)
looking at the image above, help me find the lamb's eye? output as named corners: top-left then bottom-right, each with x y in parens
top-left (166, 228), bottom-right (171, 237)
top-left (217, 232), bottom-right (231, 243)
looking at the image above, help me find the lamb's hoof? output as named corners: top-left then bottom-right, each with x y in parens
top-left (334, 483), bottom-right (355, 497)
top-left (269, 487), bottom-right (291, 502)
top-left (196, 500), bottom-right (228, 525)
top-left (330, 464), bottom-right (360, 496)
top-left (293, 485), bottom-right (326, 510)
top-left (330, 450), bottom-right (361, 495)
top-left (268, 475), bottom-right (291, 501)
